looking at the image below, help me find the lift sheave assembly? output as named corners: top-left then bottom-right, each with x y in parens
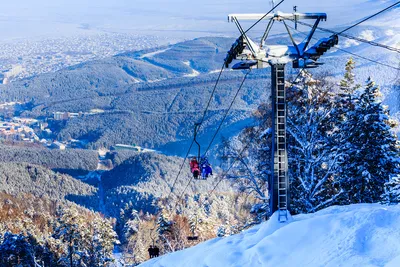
top-left (225, 12), bottom-right (338, 69)
top-left (225, 11), bottom-right (338, 222)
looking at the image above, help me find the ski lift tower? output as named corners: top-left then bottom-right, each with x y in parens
top-left (225, 11), bottom-right (338, 222)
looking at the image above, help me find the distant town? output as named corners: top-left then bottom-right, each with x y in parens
top-left (0, 33), bottom-right (177, 83)
top-left (0, 102), bottom-right (155, 153)
top-left (0, 105), bottom-right (88, 149)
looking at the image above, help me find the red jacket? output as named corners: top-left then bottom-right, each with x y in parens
top-left (190, 159), bottom-right (200, 172)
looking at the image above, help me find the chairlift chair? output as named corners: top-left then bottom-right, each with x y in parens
top-left (187, 235), bottom-right (199, 241)
top-left (187, 215), bottom-right (199, 241)
top-left (190, 123), bottom-right (210, 180)
top-left (148, 230), bottom-right (160, 258)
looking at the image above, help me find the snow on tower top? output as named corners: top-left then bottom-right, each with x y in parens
top-left (228, 12), bottom-right (327, 22)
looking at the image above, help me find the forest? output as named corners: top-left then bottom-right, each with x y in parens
top-left (113, 59), bottom-right (400, 264)
top-left (0, 145), bottom-right (98, 173)
top-left (0, 46), bottom-right (399, 265)
top-left (0, 37), bottom-right (270, 152)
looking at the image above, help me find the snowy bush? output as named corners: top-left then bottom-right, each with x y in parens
top-left (383, 175), bottom-right (400, 204)
top-left (216, 226), bottom-right (226, 237)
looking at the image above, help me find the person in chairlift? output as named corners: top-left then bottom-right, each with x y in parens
top-left (190, 157), bottom-right (200, 179)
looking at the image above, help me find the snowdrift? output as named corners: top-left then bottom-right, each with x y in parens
top-left (140, 204), bottom-right (400, 267)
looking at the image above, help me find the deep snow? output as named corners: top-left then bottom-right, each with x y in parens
top-left (140, 204), bottom-right (400, 267)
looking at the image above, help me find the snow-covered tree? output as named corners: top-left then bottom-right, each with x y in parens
top-left (122, 208), bottom-right (140, 243)
top-left (383, 175), bottom-right (400, 204)
top-left (85, 216), bottom-right (119, 266)
top-left (0, 233), bottom-right (36, 266)
top-left (287, 71), bottom-right (343, 213)
top-left (339, 57), bottom-right (360, 95)
top-left (220, 125), bottom-right (270, 219)
top-left (157, 213), bottom-right (171, 236)
top-left (53, 205), bottom-right (88, 266)
top-left (216, 225), bottom-right (226, 238)
top-left (337, 77), bottom-right (400, 203)
top-left (333, 58), bottom-right (363, 203)
top-left (250, 202), bottom-right (269, 224)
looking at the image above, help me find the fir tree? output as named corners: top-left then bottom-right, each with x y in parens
top-left (85, 216), bottom-right (119, 266)
top-left (156, 212), bottom-right (174, 254)
top-left (337, 78), bottom-right (400, 203)
top-left (339, 57), bottom-right (360, 95)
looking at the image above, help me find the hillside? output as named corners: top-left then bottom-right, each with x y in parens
top-left (101, 152), bottom-right (233, 218)
top-left (0, 37), bottom-right (269, 154)
top-left (140, 204), bottom-right (400, 267)
top-left (1, 31), bottom-right (398, 155)
top-left (0, 145), bottom-right (98, 174)
top-left (0, 162), bottom-right (97, 202)
top-left (0, 1), bottom-right (398, 266)
top-left (102, 152), bottom-right (228, 194)
top-left (1, 25), bottom-right (398, 154)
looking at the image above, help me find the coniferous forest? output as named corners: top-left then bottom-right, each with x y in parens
top-left (0, 56), bottom-right (398, 266)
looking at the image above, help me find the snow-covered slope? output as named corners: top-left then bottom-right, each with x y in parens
top-left (140, 204), bottom-right (400, 267)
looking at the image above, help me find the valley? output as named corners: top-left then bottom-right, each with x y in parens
top-left (0, 1), bottom-right (399, 265)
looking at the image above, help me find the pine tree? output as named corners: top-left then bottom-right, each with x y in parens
top-left (339, 57), bottom-right (360, 94)
top-left (0, 233), bottom-right (44, 267)
top-left (334, 57), bottom-right (361, 157)
top-left (337, 78), bottom-right (400, 203)
top-left (121, 207), bottom-right (140, 243)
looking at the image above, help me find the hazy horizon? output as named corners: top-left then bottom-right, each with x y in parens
top-left (0, 0), bottom-right (390, 42)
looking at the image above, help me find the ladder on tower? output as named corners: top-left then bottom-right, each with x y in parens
top-left (274, 65), bottom-right (288, 223)
top-left (226, 9), bottom-right (337, 224)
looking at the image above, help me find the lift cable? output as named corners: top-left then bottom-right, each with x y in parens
top-left (338, 1), bottom-right (400, 35)
top-left (292, 20), bottom-right (400, 54)
top-left (166, 0), bottom-right (400, 227)
top-left (166, 62), bottom-right (225, 200)
top-left (287, 1), bottom-right (400, 55)
top-left (243, 0), bottom-right (285, 34)
top-left (203, 70), bottom-right (252, 156)
top-left (334, 47), bottom-right (400, 71)
top-left (285, 23), bottom-right (400, 71)
top-left (170, 69), bottom-right (252, 214)
top-left (166, 0), bottom-right (284, 202)
top-left (198, 63), bottom-right (227, 125)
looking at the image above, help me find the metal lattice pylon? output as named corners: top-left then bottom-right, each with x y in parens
top-left (225, 10), bottom-right (338, 222)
